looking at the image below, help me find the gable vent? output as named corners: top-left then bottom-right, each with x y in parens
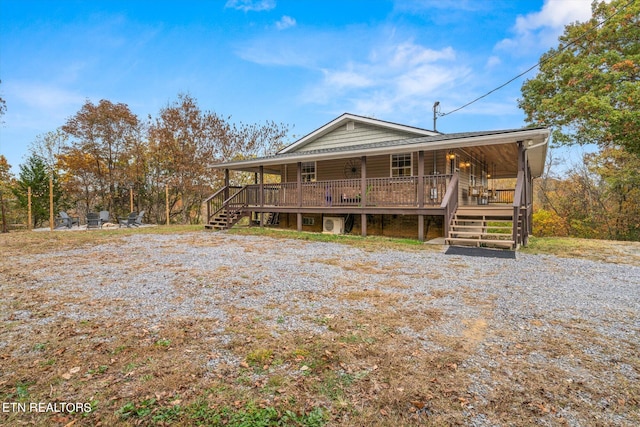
top-left (346, 121), bottom-right (355, 131)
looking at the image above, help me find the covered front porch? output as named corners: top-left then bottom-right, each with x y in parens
top-left (206, 126), bottom-right (547, 247)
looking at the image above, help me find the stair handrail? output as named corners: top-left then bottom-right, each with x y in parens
top-left (440, 173), bottom-right (459, 238)
top-left (220, 186), bottom-right (251, 228)
top-left (205, 185), bottom-right (242, 224)
top-left (512, 170), bottom-right (525, 246)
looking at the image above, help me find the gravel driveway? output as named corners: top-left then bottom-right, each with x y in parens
top-left (2, 231), bottom-right (639, 426)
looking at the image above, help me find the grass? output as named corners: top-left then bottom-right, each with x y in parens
top-left (0, 224), bottom-right (202, 255)
top-left (227, 226), bottom-right (435, 252)
top-left (0, 227), bottom-right (638, 426)
top-left (522, 235), bottom-right (640, 264)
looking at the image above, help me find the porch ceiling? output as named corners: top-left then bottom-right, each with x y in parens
top-left (460, 143), bottom-right (518, 178)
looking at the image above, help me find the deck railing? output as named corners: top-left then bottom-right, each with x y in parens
top-left (205, 185), bottom-right (242, 223)
top-left (234, 175), bottom-right (451, 208)
top-left (512, 170), bottom-right (525, 246)
top-left (440, 173), bottom-right (459, 237)
top-left (423, 175), bottom-right (449, 206)
top-left (206, 175), bottom-right (453, 219)
top-left (489, 189), bottom-right (515, 204)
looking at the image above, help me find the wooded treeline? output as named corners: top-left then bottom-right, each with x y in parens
top-left (0, 93), bottom-right (289, 227)
top-left (525, 0), bottom-right (639, 241)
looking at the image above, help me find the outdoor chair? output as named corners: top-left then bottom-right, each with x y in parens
top-left (99, 211), bottom-right (110, 226)
top-left (119, 212), bottom-right (138, 228)
top-left (134, 210), bottom-right (145, 227)
top-left (86, 212), bottom-right (101, 229)
top-left (56, 211), bottom-right (80, 229)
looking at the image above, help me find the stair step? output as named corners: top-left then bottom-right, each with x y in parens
top-left (454, 217), bottom-right (513, 223)
top-left (449, 231), bottom-right (513, 238)
top-left (450, 224), bottom-right (514, 229)
top-left (445, 237), bottom-right (515, 248)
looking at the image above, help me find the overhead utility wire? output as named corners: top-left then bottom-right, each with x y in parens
top-left (440, 0), bottom-right (636, 117)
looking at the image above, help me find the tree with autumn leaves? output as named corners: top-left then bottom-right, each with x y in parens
top-left (521, 0), bottom-right (639, 240)
top-left (147, 94), bottom-right (288, 223)
top-left (29, 94), bottom-right (288, 225)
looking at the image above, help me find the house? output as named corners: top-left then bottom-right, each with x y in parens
top-left (206, 113), bottom-right (549, 248)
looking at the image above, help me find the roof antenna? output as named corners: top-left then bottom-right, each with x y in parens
top-left (432, 101), bottom-right (441, 132)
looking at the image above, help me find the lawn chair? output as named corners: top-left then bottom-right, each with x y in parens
top-left (99, 211), bottom-right (110, 226)
top-left (56, 211), bottom-right (80, 229)
top-left (119, 212), bottom-right (138, 228)
top-left (86, 212), bottom-right (101, 229)
top-left (134, 210), bottom-right (145, 227)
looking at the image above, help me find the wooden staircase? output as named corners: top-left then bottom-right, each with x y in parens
top-left (445, 207), bottom-right (518, 249)
top-left (205, 208), bottom-right (245, 230)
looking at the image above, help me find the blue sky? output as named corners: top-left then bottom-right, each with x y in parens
top-left (0, 0), bottom-right (596, 174)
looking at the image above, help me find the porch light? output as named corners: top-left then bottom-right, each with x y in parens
top-left (447, 152), bottom-right (456, 160)
top-left (464, 160), bottom-right (471, 167)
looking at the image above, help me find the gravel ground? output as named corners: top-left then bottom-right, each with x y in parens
top-left (3, 231), bottom-right (639, 425)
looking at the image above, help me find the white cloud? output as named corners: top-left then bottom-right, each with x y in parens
top-left (9, 82), bottom-right (84, 112)
top-left (389, 43), bottom-right (455, 68)
top-left (497, 0), bottom-right (596, 53)
top-left (225, 0), bottom-right (276, 12)
top-left (275, 15), bottom-right (296, 30)
top-left (302, 40), bottom-right (469, 119)
top-left (321, 69), bottom-right (373, 89)
top-left (485, 55), bottom-right (501, 68)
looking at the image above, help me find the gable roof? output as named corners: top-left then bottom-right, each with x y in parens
top-left (278, 113), bottom-right (440, 154)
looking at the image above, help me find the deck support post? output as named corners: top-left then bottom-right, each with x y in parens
top-left (259, 165), bottom-right (264, 227)
top-left (418, 214), bottom-right (424, 242)
top-left (360, 156), bottom-right (367, 237)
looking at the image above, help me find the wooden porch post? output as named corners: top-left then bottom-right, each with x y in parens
top-left (360, 156), bottom-right (367, 237)
top-left (417, 151), bottom-right (425, 242)
top-left (297, 162), bottom-right (302, 232)
top-left (523, 148), bottom-right (531, 245)
top-left (224, 169), bottom-right (230, 200)
top-left (259, 165), bottom-right (264, 227)
top-left (418, 151), bottom-right (425, 207)
top-left (517, 141), bottom-right (525, 245)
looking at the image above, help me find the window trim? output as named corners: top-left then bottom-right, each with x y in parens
top-left (390, 153), bottom-right (413, 177)
top-left (301, 161), bottom-right (317, 182)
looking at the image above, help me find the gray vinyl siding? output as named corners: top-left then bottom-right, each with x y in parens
top-left (295, 122), bottom-right (424, 153)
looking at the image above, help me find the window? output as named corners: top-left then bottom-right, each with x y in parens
top-left (301, 161), bottom-right (316, 182)
top-left (391, 153), bottom-right (412, 177)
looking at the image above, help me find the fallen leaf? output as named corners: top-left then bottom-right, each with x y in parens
top-left (380, 409), bottom-right (388, 416)
top-left (69, 367), bottom-right (81, 374)
top-left (411, 401), bottom-right (425, 409)
top-left (300, 365), bottom-right (309, 371)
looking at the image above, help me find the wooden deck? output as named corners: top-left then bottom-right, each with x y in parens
top-left (204, 175), bottom-right (520, 248)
